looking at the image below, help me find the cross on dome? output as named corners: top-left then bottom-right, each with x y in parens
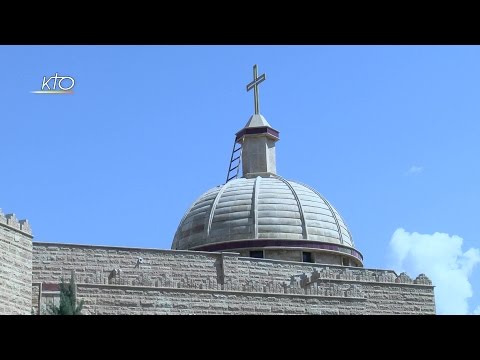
top-left (246, 64), bottom-right (266, 115)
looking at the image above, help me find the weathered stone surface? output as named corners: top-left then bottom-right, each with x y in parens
top-left (31, 243), bottom-right (435, 315)
top-left (0, 220), bottom-right (32, 315)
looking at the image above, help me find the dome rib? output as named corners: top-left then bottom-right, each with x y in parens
top-left (172, 187), bottom-right (218, 250)
top-left (274, 175), bottom-right (308, 239)
top-left (295, 181), bottom-right (351, 246)
top-left (173, 177), bottom-right (357, 252)
top-left (206, 180), bottom-right (234, 238)
top-left (252, 176), bottom-right (261, 239)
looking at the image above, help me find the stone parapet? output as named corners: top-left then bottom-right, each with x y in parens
top-left (32, 242), bottom-right (435, 315)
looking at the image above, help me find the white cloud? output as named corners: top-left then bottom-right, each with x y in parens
top-left (389, 228), bottom-right (480, 315)
top-left (406, 165), bottom-right (424, 175)
top-left (473, 306), bottom-right (480, 315)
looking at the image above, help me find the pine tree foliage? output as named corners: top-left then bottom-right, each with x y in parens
top-left (48, 271), bottom-right (84, 315)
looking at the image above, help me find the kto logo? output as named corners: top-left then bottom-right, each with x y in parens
top-left (31, 73), bottom-right (75, 94)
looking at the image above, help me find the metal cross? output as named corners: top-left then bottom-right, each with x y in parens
top-left (246, 64), bottom-right (266, 115)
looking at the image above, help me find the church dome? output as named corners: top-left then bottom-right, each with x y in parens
top-left (172, 175), bottom-right (363, 266)
top-left (171, 65), bottom-right (363, 267)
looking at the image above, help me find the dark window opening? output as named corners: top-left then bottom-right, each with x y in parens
top-left (342, 257), bottom-right (349, 266)
top-left (250, 250), bottom-right (264, 258)
top-left (302, 252), bottom-right (313, 263)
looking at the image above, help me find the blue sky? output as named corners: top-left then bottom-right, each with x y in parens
top-left (1, 45), bottom-right (479, 314)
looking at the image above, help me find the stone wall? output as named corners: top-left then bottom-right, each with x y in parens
top-left (0, 210), bottom-right (32, 315)
top-left (32, 242), bottom-right (435, 315)
top-left (33, 243), bottom-right (222, 286)
top-left (75, 284), bottom-right (366, 315)
top-left (223, 256), bottom-right (435, 314)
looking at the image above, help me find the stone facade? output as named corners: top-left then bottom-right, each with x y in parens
top-left (0, 210), bottom-right (32, 315)
top-left (32, 242), bottom-right (435, 315)
top-left (0, 209), bottom-right (436, 315)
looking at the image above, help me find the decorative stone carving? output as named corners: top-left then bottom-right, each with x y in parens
top-left (108, 269), bottom-right (122, 284)
top-left (414, 273), bottom-right (432, 285)
top-left (137, 273), bottom-right (153, 286)
top-left (345, 284), bottom-right (365, 298)
top-left (395, 272), bottom-right (413, 284)
top-left (310, 269), bottom-right (320, 282)
top-left (19, 219), bottom-right (32, 235)
top-left (5, 213), bottom-right (20, 229)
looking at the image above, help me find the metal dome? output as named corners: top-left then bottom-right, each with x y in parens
top-left (172, 175), bottom-right (362, 263)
